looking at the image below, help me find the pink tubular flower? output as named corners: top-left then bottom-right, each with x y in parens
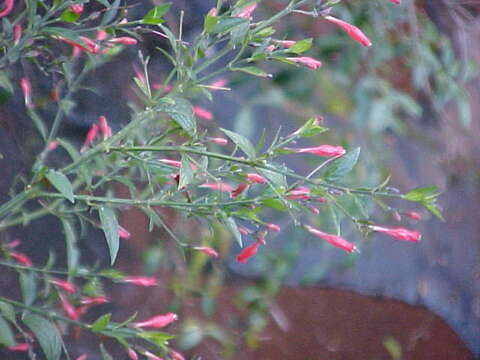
top-left (108, 37), bottom-right (138, 45)
top-left (79, 36), bottom-right (99, 53)
top-left (324, 16), bottom-right (372, 47)
top-left (231, 183), bottom-right (248, 198)
top-left (144, 351), bottom-right (164, 360)
top-left (80, 296), bottom-right (109, 305)
top-left (207, 137), bottom-right (228, 145)
top-left (305, 225), bottom-right (356, 253)
top-left (265, 223), bottom-right (280, 232)
top-left (118, 226), bottom-right (131, 239)
top-left (11, 252), bottom-right (32, 267)
top-left (132, 312), bottom-right (178, 329)
top-left (389, 0), bottom-right (401, 4)
top-left (193, 106), bottom-right (213, 121)
top-left (209, 78), bottom-right (227, 88)
top-left (200, 182), bottom-right (233, 192)
top-left (75, 355), bottom-right (88, 360)
top-left (274, 39), bottom-right (297, 48)
top-left (159, 159), bottom-right (182, 168)
top-left (59, 293), bottom-right (79, 320)
top-left (98, 115), bottom-right (112, 140)
top-left (287, 186), bottom-right (311, 200)
top-left (8, 239), bottom-right (21, 248)
top-left (236, 242), bottom-right (261, 264)
top-left (404, 211), bottom-right (422, 221)
top-left (0, 0), bottom-right (14, 18)
top-left (7, 343), bottom-right (31, 352)
top-left (128, 348), bottom-right (139, 360)
top-left (238, 225), bottom-right (251, 235)
top-left (193, 246), bottom-right (219, 258)
top-left (96, 30), bottom-right (108, 41)
top-left (236, 3), bottom-right (257, 19)
top-left (170, 350), bottom-right (185, 360)
top-left (70, 4), bottom-right (84, 15)
top-left (246, 173), bottom-right (266, 184)
top-left (123, 276), bottom-right (158, 287)
top-left (295, 145), bottom-right (346, 157)
top-left (48, 140), bottom-right (60, 151)
top-left (286, 56), bottom-right (322, 70)
top-left (308, 206), bottom-right (320, 215)
top-left (81, 123), bottom-right (99, 152)
top-left (50, 279), bottom-right (77, 294)
top-left (13, 23), bottom-right (22, 44)
top-left (20, 77), bottom-right (33, 109)
top-left (370, 225), bottom-right (421, 242)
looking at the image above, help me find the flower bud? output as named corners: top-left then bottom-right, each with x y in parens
top-left (305, 225), bottom-right (356, 253)
top-left (236, 241), bottom-right (261, 264)
top-left (324, 15), bottom-right (372, 47)
top-left (123, 276), bottom-right (158, 287)
top-left (132, 313), bottom-right (178, 329)
top-left (286, 56), bottom-right (322, 70)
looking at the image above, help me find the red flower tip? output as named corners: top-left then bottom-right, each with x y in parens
top-left (13, 23), bottom-right (22, 44)
top-left (207, 137), bottom-right (228, 145)
top-left (70, 4), bottom-right (84, 15)
top-left (118, 225), bottom-right (131, 239)
top-left (7, 343), bottom-right (31, 352)
top-left (47, 140), bottom-right (60, 151)
top-left (59, 293), bottom-right (80, 320)
top-left (128, 348), bottom-right (139, 360)
top-left (50, 279), bottom-right (77, 294)
top-left (236, 3), bottom-right (257, 19)
top-left (81, 123), bottom-right (100, 152)
top-left (200, 182), bottom-right (233, 192)
top-left (324, 16), bottom-right (372, 47)
top-left (209, 78), bottom-right (227, 89)
top-left (404, 211), bottom-right (422, 221)
top-left (246, 173), bottom-right (266, 184)
top-left (170, 350), bottom-right (185, 360)
top-left (80, 296), bottom-right (109, 305)
top-left (305, 225), bottom-right (357, 253)
top-left (370, 225), bottom-right (421, 242)
top-left (132, 312), bottom-right (178, 329)
top-left (98, 115), bottom-right (112, 140)
top-left (108, 37), bottom-right (138, 45)
top-left (193, 106), bottom-right (214, 121)
top-left (20, 77), bottom-right (33, 109)
top-left (236, 242), bottom-right (261, 263)
top-left (287, 186), bottom-right (311, 200)
top-left (123, 276), bottom-right (158, 287)
top-left (231, 183), bottom-right (249, 198)
top-left (75, 355), bottom-right (88, 360)
top-left (193, 246), bottom-right (219, 258)
top-left (286, 56), bottom-right (322, 70)
top-left (10, 251), bottom-right (32, 267)
top-left (295, 145), bottom-right (346, 157)
top-left (265, 223), bottom-right (280, 232)
top-left (144, 351), bottom-right (164, 360)
top-left (0, 0), bottom-right (14, 18)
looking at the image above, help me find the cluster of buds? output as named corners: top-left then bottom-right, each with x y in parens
top-left (80, 115), bottom-right (112, 152)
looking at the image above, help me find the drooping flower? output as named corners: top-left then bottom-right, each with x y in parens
top-left (170, 350), bottom-right (185, 360)
top-left (75, 354), bottom-right (88, 360)
top-left (294, 145), bottom-right (346, 157)
top-left (193, 246), bottom-right (219, 258)
top-left (128, 348), bottom-right (139, 360)
top-left (265, 223), bottom-right (280, 232)
top-left (108, 37), bottom-right (138, 45)
top-left (10, 251), bottom-right (32, 267)
top-left (80, 296), bottom-right (109, 305)
top-left (13, 23), bottom-right (22, 44)
top-left (305, 225), bottom-right (357, 253)
top-left (246, 173), bottom-right (266, 184)
top-left (324, 16), bottom-right (372, 47)
top-left (118, 226), bottom-right (131, 239)
top-left (286, 56), bottom-right (322, 70)
top-left (231, 183), bottom-right (248, 198)
top-left (236, 241), bottom-right (261, 264)
top-left (123, 276), bottom-right (158, 287)
top-left (80, 123), bottom-right (99, 152)
top-left (59, 293), bottom-right (80, 320)
top-left (207, 137), bottom-right (228, 145)
top-left (20, 77), bottom-right (33, 109)
top-left (404, 211), bottom-right (422, 221)
top-left (193, 106), bottom-right (213, 121)
top-left (7, 343), bottom-right (30, 352)
top-left (70, 4), bottom-right (84, 15)
top-left (98, 115), bottom-right (112, 140)
top-left (199, 182), bottom-right (233, 192)
top-left (50, 278), bottom-right (77, 294)
top-left (132, 312), bottom-right (178, 329)
top-left (236, 3), bottom-right (257, 19)
top-left (287, 186), bottom-right (311, 200)
top-left (370, 225), bottom-right (421, 242)
top-left (0, 0), bottom-right (14, 18)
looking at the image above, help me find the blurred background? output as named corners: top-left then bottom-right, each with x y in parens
top-left (1, 0), bottom-right (479, 359)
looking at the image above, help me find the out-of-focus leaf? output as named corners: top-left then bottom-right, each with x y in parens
top-left (45, 170), bottom-right (75, 203)
top-left (210, 17), bottom-right (247, 34)
top-left (322, 147), bottom-right (360, 183)
top-left (91, 313), bottom-right (111, 333)
top-left (61, 218), bottom-right (79, 273)
top-left (98, 206), bottom-right (120, 265)
top-left (288, 38), bottom-right (313, 54)
top-left (156, 97), bottom-right (196, 137)
top-left (20, 272), bottom-right (36, 306)
top-left (220, 128), bottom-right (256, 159)
top-left (23, 313), bottom-right (62, 360)
top-left (222, 216), bottom-right (243, 247)
top-left (232, 66), bottom-right (269, 78)
top-left (143, 3), bottom-right (171, 25)
top-left (0, 314), bottom-right (15, 347)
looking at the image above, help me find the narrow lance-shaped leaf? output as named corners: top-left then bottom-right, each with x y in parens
top-left (222, 216), bottom-right (243, 247)
top-left (156, 97), bottom-right (196, 137)
top-left (220, 128), bottom-right (256, 159)
top-left (143, 3), bottom-right (172, 25)
top-left (91, 313), bottom-right (111, 333)
top-left (322, 147), bottom-right (361, 183)
top-left (20, 272), bottom-right (36, 306)
top-left (288, 38), bottom-right (313, 54)
top-left (0, 314), bottom-right (15, 347)
top-left (210, 17), bottom-right (248, 34)
top-left (61, 218), bottom-right (79, 273)
top-left (45, 170), bottom-right (75, 203)
top-left (98, 207), bottom-right (120, 265)
top-left (23, 313), bottom-right (62, 360)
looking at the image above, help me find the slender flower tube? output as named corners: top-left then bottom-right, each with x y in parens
top-left (404, 211), bottom-right (422, 221)
top-left (324, 16), bottom-right (372, 47)
top-left (50, 279), bottom-right (77, 294)
top-left (231, 183), bottom-right (248, 198)
top-left (159, 159), bottom-right (181, 168)
top-left (98, 115), bottom-right (112, 140)
top-left (236, 3), bottom-right (257, 19)
top-left (199, 182), bottom-right (233, 192)
top-left (96, 30), bottom-right (108, 41)
top-left (70, 4), bottom-right (84, 15)
top-left (389, 0), bottom-right (401, 4)
top-left (193, 246), bottom-right (219, 258)
top-left (294, 145), bottom-right (346, 157)
top-left (118, 226), bottom-right (131, 239)
top-left (370, 225), bottom-right (421, 242)
top-left (193, 106), bottom-right (213, 121)
top-left (10, 252), bottom-right (32, 267)
top-left (13, 23), bottom-right (22, 44)
top-left (80, 124), bottom-right (99, 152)
top-left (20, 77), bottom-right (33, 109)
top-left (75, 355), bottom-right (88, 360)
top-left (132, 313), bottom-right (178, 329)
top-left (144, 351), bottom-right (164, 360)
top-left (128, 348), bottom-right (139, 360)
top-left (108, 37), bottom-right (138, 45)
top-left (305, 225), bottom-right (357, 253)
top-left (246, 173), bottom-right (266, 184)
top-left (274, 39), bottom-right (297, 48)
top-left (238, 226), bottom-right (251, 235)
top-left (59, 293), bottom-right (79, 320)
top-left (286, 56), bottom-right (322, 70)
top-left (0, 0), bottom-right (14, 18)
top-left (80, 296), bottom-right (109, 305)
top-left (207, 137), bottom-right (228, 145)
top-left (210, 78), bottom-right (227, 88)
top-left (287, 186), bottom-right (311, 200)
top-left (265, 223), bottom-right (280, 232)
top-left (7, 343), bottom-right (30, 352)
top-left (123, 276), bottom-right (158, 287)
top-left (236, 241), bottom-right (261, 263)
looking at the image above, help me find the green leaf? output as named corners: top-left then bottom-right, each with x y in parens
top-left (100, 343), bottom-right (114, 360)
top-left (23, 313), bottom-right (62, 360)
top-left (138, 331), bottom-right (175, 346)
top-left (210, 17), bottom-right (248, 34)
top-left (98, 207), bottom-right (120, 265)
top-left (143, 3), bottom-right (172, 25)
top-left (294, 117), bottom-right (328, 137)
top-left (101, 0), bottom-right (121, 25)
top-left (91, 313), bottom-right (111, 332)
top-left (156, 97), bottom-right (196, 137)
top-left (287, 38), bottom-right (313, 54)
top-left (422, 201), bottom-right (445, 222)
top-left (61, 218), bottom-right (79, 273)
top-left (260, 163), bottom-right (287, 189)
top-left (60, 9), bottom-right (80, 23)
top-left (0, 302), bottom-right (17, 325)
top-left (404, 186), bottom-right (440, 201)
top-left (204, 14), bottom-right (219, 32)
top-left (178, 155), bottom-right (194, 190)
top-left (322, 147), bottom-right (360, 183)
top-left (262, 198), bottom-right (288, 211)
top-left (232, 66), bottom-right (269, 78)
top-left (20, 272), bottom-right (36, 306)
top-left (45, 170), bottom-right (75, 203)
top-left (220, 128), bottom-right (256, 159)
top-left (0, 314), bottom-right (15, 347)
top-left (222, 216), bottom-right (243, 247)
